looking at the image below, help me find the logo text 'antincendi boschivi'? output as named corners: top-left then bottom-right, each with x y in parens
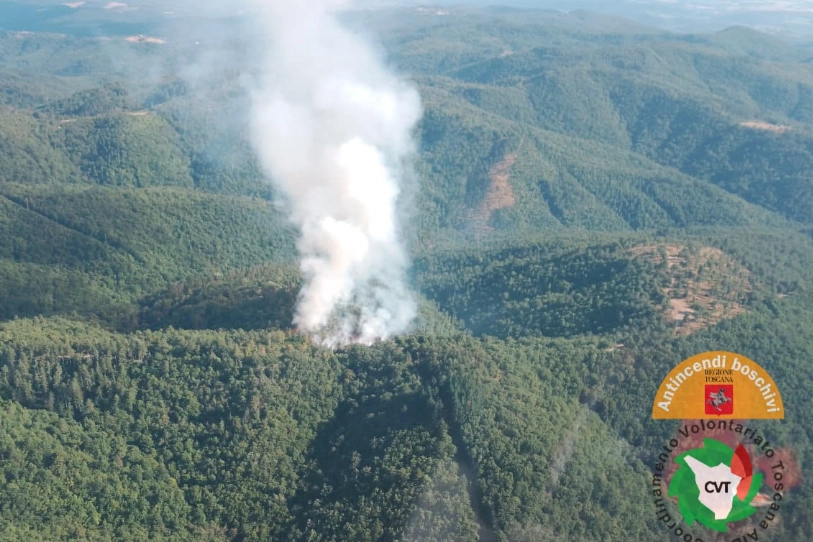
top-left (652, 351), bottom-right (783, 420)
top-left (649, 351), bottom-right (788, 541)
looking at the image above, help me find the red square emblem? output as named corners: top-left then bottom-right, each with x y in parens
top-left (705, 385), bottom-right (734, 415)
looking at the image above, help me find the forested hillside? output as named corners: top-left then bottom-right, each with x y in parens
top-left (2, 4), bottom-right (813, 541)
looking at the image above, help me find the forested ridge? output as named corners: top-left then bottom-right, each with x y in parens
top-left (2, 4), bottom-right (813, 541)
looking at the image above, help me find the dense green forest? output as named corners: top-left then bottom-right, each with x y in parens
top-left (2, 4), bottom-right (813, 541)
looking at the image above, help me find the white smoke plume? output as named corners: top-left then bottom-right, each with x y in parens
top-left (247, 0), bottom-right (422, 348)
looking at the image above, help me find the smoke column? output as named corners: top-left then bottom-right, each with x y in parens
top-left (248, 1), bottom-right (421, 348)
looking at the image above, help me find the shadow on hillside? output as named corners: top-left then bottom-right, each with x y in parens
top-left (138, 284), bottom-right (298, 332)
top-left (284, 381), bottom-right (442, 540)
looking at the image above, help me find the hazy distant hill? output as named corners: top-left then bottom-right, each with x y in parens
top-left (416, 24), bottom-right (813, 223)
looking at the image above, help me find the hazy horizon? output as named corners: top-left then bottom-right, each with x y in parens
top-left (426, 0), bottom-right (813, 38)
top-left (0, 0), bottom-right (812, 43)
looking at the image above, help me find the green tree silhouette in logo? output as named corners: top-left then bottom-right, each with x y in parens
top-left (668, 438), bottom-right (763, 532)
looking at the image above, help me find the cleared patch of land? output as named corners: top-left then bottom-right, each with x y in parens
top-left (125, 35), bottom-right (167, 44)
top-left (628, 244), bottom-right (752, 335)
top-left (466, 146), bottom-right (521, 238)
top-left (482, 153), bottom-right (517, 214)
top-left (739, 121), bottom-right (791, 133)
